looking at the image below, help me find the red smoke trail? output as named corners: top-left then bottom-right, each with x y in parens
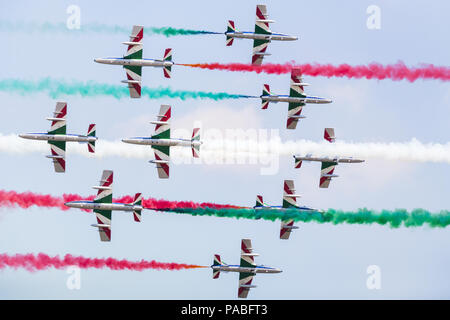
top-left (0, 253), bottom-right (206, 272)
top-left (0, 190), bottom-right (243, 212)
top-left (178, 61), bottom-right (450, 82)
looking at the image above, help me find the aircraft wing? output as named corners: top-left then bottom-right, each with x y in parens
top-left (94, 209), bottom-right (112, 242)
top-left (280, 219), bottom-right (296, 239)
top-left (319, 161), bottom-right (338, 188)
top-left (286, 102), bottom-right (305, 129)
top-left (238, 272), bottom-right (255, 298)
top-left (48, 141), bottom-right (66, 172)
top-left (123, 25), bottom-right (143, 98)
top-left (152, 146), bottom-right (170, 179)
top-left (151, 105), bottom-right (171, 179)
top-left (252, 5), bottom-right (272, 65)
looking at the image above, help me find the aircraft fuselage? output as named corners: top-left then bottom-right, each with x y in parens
top-left (94, 58), bottom-right (173, 68)
top-left (293, 155), bottom-right (365, 163)
top-left (64, 200), bottom-right (142, 212)
top-left (253, 205), bottom-right (319, 212)
top-left (261, 94), bottom-right (332, 104)
top-left (19, 133), bottom-right (97, 143)
top-left (226, 31), bottom-right (297, 41)
top-left (122, 137), bottom-right (202, 148)
top-left (211, 264), bottom-right (281, 274)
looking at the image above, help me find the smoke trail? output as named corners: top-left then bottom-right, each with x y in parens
top-left (2, 190), bottom-right (449, 228)
top-left (0, 190), bottom-right (241, 212)
top-left (179, 62), bottom-right (450, 82)
top-left (0, 78), bottom-right (252, 101)
top-left (157, 207), bottom-right (450, 228)
top-left (0, 253), bottom-right (205, 272)
top-left (4, 134), bottom-right (450, 165)
top-left (0, 21), bottom-right (220, 37)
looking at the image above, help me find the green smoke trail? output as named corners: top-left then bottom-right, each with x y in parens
top-left (0, 78), bottom-right (251, 101)
top-left (0, 21), bottom-right (220, 37)
top-left (155, 207), bottom-right (450, 228)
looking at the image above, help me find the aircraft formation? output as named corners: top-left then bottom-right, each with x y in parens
top-left (17, 5), bottom-right (365, 298)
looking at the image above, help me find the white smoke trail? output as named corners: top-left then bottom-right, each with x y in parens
top-left (2, 134), bottom-right (450, 164)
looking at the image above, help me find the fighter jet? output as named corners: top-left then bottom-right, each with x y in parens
top-left (94, 25), bottom-right (173, 98)
top-left (211, 239), bottom-right (282, 299)
top-left (260, 67), bottom-right (332, 129)
top-left (254, 180), bottom-right (318, 239)
top-left (122, 105), bottom-right (202, 179)
top-left (64, 170), bottom-right (143, 242)
top-left (225, 4), bottom-right (298, 65)
top-left (293, 128), bottom-right (365, 188)
top-left (18, 102), bottom-right (97, 173)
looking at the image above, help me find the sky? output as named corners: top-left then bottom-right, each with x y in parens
top-left (0, 0), bottom-right (449, 299)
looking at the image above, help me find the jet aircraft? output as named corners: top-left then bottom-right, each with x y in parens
top-left (211, 239), bottom-right (282, 298)
top-left (293, 128), bottom-right (365, 188)
top-left (121, 105), bottom-right (202, 179)
top-left (225, 4), bottom-right (298, 65)
top-left (64, 170), bottom-right (143, 242)
top-left (254, 179), bottom-right (318, 239)
top-left (19, 102), bottom-right (97, 173)
top-left (94, 25), bottom-right (173, 98)
top-left (260, 68), bottom-right (332, 129)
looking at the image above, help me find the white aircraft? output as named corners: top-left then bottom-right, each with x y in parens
top-left (64, 170), bottom-right (143, 242)
top-left (254, 179), bottom-right (319, 239)
top-left (225, 4), bottom-right (298, 65)
top-left (211, 239), bottom-right (282, 299)
top-left (18, 102), bottom-right (97, 173)
top-left (94, 25), bottom-right (173, 98)
top-left (293, 128), bottom-right (365, 188)
top-left (121, 105), bottom-right (202, 179)
top-left (260, 67), bottom-right (332, 129)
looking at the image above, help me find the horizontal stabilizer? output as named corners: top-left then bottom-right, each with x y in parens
top-left (91, 224), bottom-right (111, 228)
top-left (46, 155), bottom-right (64, 159)
top-left (122, 41), bottom-right (142, 46)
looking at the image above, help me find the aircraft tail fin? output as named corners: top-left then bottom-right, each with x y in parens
top-left (213, 254), bottom-right (222, 278)
top-left (226, 21), bottom-right (235, 46)
top-left (213, 254), bottom-right (222, 266)
top-left (191, 128), bottom-right (201, 158)
top-left (162, 48), bottom-right (172, 78)
top-left (87, 124), bottom-right (96, 153)
top-left (261, 84), bottom-right (270, 109)
top-left (132, 192), bottom-right (143, 222)
top-left (294, 157), bottom-right (303, 169)
top-left (255, 195), bottom-right (265, 208)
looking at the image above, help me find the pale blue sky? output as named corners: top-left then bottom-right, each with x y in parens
top-left (0, 0), bottom-right (449, 299)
